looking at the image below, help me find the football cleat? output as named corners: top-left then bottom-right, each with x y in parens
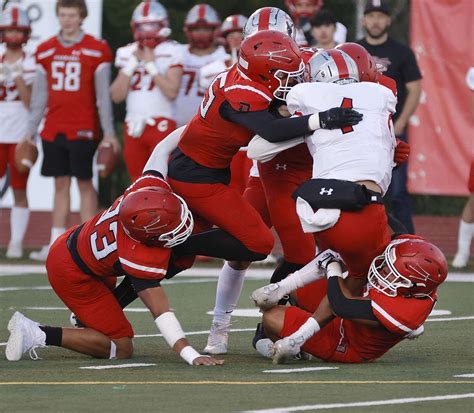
top-left (6, 242), bottom-right (23, 259)
top-left (29, 245), bottom-right (50, 261)
top-left (272, 336), bottom-right (304, 365)
top-left (6, 312), bottom-right (46, 361)
top-left (203, 321), bottom-right (230, 355)
top-left (255, 338), bottom-right (274, 359)
top-left (252, 322), bottom-right (267, 350)
top-left (251, 283), bottom-right (285, 310)
top-left (69, 313), bottom-right (85, 328)
top-left (452, 251), bottom-right (469, 268)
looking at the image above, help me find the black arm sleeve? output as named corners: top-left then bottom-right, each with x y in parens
top-left (128, 274), bottom-right (161, 293)
top-left (327, 277), bottom-right (378, 321)
top-left (219, 100), bottom-right (312, 143)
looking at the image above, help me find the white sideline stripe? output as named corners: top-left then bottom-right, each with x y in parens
top-left (0, 286), bottom-right (52, 291)
top-left (454, 374), bottom-right (474, 378)
top-left (80, 363), bottom-right (156, 370)
top-left (135, 327), bottom-right (254, 339)
top-left (0, 265), bottom-right (473, 282)
top-left (241, 393), bottom-right (474, 413)
top-left (426, 316), bottom-right (474, 322)
top-left (263, 367), bottom-right (338, 374)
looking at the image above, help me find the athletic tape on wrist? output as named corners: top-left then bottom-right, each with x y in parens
top-left (122, 55), bottom-right (139, 77)
top-left (326, 261), bottom-right (343, 278)
top-left (308, 113), bottom-right (320, 131)
top-left (180, 346), bottom-right (201, 365)
top-left (154, 312), bottom-right (185, 348)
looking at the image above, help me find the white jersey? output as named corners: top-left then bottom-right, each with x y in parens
top-left (174, 45), bottom-right (228, 127)
top-left (0, 48), bottom-right (36, 143)
top-left (115, 41), bottom-right (184, 122)
top-left (287, 82), bottom-right (397, 195)
top-left (199, 57), bottom-right (229, 93)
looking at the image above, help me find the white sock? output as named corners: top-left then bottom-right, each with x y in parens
top-left (279, 255), bottom-right (327, 294)
top-left (457, 220), bottom-right (474, 254)
top-left (49, 227), bottom-right (66, 246)
top-left (10, 207), bottom-right (30, 245)
top-left (212, 261), bottom-right (247, 325)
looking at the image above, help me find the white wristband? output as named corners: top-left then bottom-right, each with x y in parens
top-left (326, 261), bottom-right (343, 278)
top-left (180, 346), bottom-right (201, 365)
top-left (308, 113), bottom-right (321, 131)
top-left (290, 317), bottom-right (320, 343)
top-left (121, 55), bottom-right (139, 77)
top-left (154, 312), bottom-right (185, 348)
top-left (144, 61), bottom-right (159, 77)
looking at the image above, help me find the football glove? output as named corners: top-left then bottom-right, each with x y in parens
top-left (319, 107), bottom-right (363, 130)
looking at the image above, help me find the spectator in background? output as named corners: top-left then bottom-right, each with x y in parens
top-left (285, 0), bottom-right (347, 46)
top-left (357, 0), bottom-right (422, 234)
top-left (0, 5), bottom-right (35, 258)
top-left (174, 3), bottom-right (227, 127)
top-left (25, 0), bottom-right (119, 261)
top-left (110, 1), bottom-right (183, 182)
top-left (452, 67), bottom-right (474, 268)
top-left (310, 9), bottom-right (337, 49)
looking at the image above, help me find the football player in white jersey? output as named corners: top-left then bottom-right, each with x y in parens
top-left (110, 1), bottom-right (183, 181)
top-left (0, 5), bottom-right (35, 259)
top-left (174, 3), bottom-right (227, 127)
top-left (250, 48), bottom-right (395, 296)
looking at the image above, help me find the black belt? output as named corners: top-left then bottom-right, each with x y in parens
top-left (66, 224), bottom-right (98, 277)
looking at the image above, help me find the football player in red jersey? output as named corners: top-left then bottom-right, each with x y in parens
top-left (110, 1), bottom-right (183, 182)
top-left (24, 0), bottom-right (120, 261)
top-left (252, 237), bottom-right (448, 364)
top-left (157, 30), bottom-right (363, 354)
top-left (0, 5), bottom-right (35, 258)
top-left (5, 173), bottom-right (222, 366)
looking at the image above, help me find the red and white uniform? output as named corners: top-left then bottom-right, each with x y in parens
top-left (46, 175), bottom-right (172, 340)
top-left (0, 48), bottom-right (36, 189)
top-left (282, 283), bottom-right (436, 363)
top-left (174, 44), bottom-right (227, 127)
top-left (168, 65), bottom-right (274, 255)
top-left (35, 34), bottom-right (112, 141)
top-left (286, 81), bottom-right (396, 278)
top-left (115, 40), bottom-right (183, 180)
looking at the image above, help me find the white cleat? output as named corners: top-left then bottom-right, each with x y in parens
top-left (255, 338), bottom-right (274, 359)
top-left (29, 245), bottom-right (50, 261)
top-left (251, 283), bottom-right (285, 310)
top-left (203, 321), bottom-right (230, 355)
top-left (452, 251), bottom-right (470, 268)
top-left (6, 242), bottom-right (23, 259)
top-left (6, 312), bottom-right (46, 361)
top-left (272, 336), bottom-right (304, 365)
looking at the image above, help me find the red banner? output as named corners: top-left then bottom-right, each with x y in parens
top-left (409, 0), bottom-right (473, 195)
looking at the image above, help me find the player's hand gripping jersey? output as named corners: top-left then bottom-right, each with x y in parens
top-left (115, 41), bottom-right (183, 122)
top-left (35, 34), bottom-right (112, 141)
top-left (287, 81), bottom-right (397, 195)
top-left (73, 175), bottom-right (172, 280)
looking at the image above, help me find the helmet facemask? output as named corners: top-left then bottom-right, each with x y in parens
top-left (273, 60), bottom-right (305, 100)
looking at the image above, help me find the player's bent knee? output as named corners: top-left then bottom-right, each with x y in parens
top-left (115, 337), bottom-right (134, 359)
top-left (262, 307), bottom-right (286, 338)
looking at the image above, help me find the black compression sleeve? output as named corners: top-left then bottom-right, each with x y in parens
top-left (128, 275), bottom-right (161, 293)
top-left (327, 277), bottom-right (378, 321)
top-left (219, 100), bottom-right (312, 142)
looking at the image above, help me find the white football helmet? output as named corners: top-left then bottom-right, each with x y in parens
top-left (0, 5), bottom-right (31, 48)
top-left (130, 1), bottom-right (170, 48)
top-left (307, 49), bottom-right (359, 84)
top-left (243, 7), bottom-right (296, 40)
top-left (184, 3), bottom-right (221, 49)
top-left (220, 14), bottom-right (248, 37)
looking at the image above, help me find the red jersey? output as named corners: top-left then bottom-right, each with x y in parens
top-left (178, 65), bottom-right (273, 169)
top-left (35, 33), bottom-right (112, 141)
top-left (75, 175), bottom-right (172, 280)
top-left (343, 289), bottom-right (436, 361)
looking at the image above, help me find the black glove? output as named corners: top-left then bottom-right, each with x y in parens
top-left (319, 107), bottom-right (363, 130)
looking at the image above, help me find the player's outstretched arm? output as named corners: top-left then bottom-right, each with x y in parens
top-left (135, 280), bottom-right (224, 366)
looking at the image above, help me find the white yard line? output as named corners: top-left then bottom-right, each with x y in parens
top-left (454, 374), bottom-right (474, 378)
top-left (240, 393), bottom-right (474, 413)
top-left (134, 327), bottom-right (254, 339)
top-left (263, 367), bottom-right (338, 374)
top-left (426, 316), bottom-right (474, 322)
top-left (79, 363), bottom-right (156, 370)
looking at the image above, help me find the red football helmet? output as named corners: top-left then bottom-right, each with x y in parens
top-left (368, 238), bottom-right (448, 297)
top-left (307, 48), bottom-right (359, 84)
top-left (184, 4), bottom-right (221, 49)
top-left (243, 7), bottom-right (296, 41)
top-left (285, 0), bottom-right (323, 21)
top-left (0, 5), bottom-right (31, 49)
top-left (238, 30), bottom-right (304, 101)
top-left (336, 42), bottom-right (380, 83)
top-left (131, 1), bottom-right (170, 49)
top-left (119, 186), bottom-right (194, 248)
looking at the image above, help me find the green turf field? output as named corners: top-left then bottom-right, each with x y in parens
top-left (1, 268), bottom-right (473, 412)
